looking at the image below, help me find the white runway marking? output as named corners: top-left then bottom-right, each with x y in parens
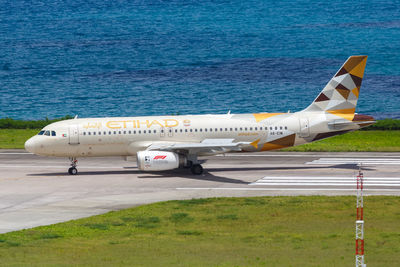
top-left (306, 158), bottom-right (400, 165)
top-left (217, 154), bottom-right (400, 158)
top-left (176, 188), bottom-right (399, 191)
top-left (250, 176), bottom-right (400, 188)
top-left (0, 152), bottom-right (33, 155)
top-left (0, 165), bottom-right (125, 169)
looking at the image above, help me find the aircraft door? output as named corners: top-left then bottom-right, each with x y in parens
top-left (68, 124), bottom-right (80, 145)
top-left (299, 118), bottom-right (310, 138)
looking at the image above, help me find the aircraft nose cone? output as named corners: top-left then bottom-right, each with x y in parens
top-left (24, 138), bottom-right (36, 153)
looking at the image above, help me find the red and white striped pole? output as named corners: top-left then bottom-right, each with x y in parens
top-left (355, 165), bottom-right (366, 267)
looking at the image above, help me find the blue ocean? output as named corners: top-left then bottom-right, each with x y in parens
top-left (0, 0), bottom-right (399, 120)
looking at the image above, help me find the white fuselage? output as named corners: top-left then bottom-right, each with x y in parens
top-left (24, 111), bottom-right (365, 158)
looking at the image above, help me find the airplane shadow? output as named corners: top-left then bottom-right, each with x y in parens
top-left (27, 164), bottom-right (374, 184)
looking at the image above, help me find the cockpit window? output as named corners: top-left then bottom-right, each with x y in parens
top-left (51, 131), bottom-right (56, 136)
top-left (38, 131), bottom-right (45, 135)
top-left (44, 131), bottom-right (50, 136)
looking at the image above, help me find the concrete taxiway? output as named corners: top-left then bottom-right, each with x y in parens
top-left (1, 149), bottom-right (399, 233)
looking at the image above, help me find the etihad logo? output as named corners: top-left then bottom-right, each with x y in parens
top-left (153, 155), bottom-right (167, 160)
top-left (83, 122), bottom-right (102, 129)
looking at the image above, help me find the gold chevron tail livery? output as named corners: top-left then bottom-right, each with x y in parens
top-left (25, 56), bottom-right (374, 175)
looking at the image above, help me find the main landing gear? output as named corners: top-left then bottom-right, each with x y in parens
top-left (68, 157), bottom-right (78, 175)
top-left (186, 154), bottom-right (204, 175)
top-left (190, 164), bottom-right (203, 175)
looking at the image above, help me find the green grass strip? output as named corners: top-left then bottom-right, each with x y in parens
top-left (283, 131), bottom-right (400, 152)
top-left (0, 196), bottom-right (399, 266)
top-left (0, 129), bottom-right (39, 149)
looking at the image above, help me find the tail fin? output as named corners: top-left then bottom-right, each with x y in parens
top-left (304, 55), bottom-right (367, 120)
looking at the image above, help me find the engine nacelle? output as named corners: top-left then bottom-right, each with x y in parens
top-left (137, 151), bottom-right (183, 171)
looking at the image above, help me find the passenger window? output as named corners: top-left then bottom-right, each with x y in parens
top-left (161, 129), bottom-right (164, 133)
top-left (153, 130), bottom-right (156, 133)
top-left (98, 132), bottom-right (101, 135)
top-left (245, 127), bottom-right (248, 131)
top-left (195, 129), bottom-right (198, 132)
top-left (88, 132), bottom-right (91, 135)
top-left (51, 131), bottom-right (56, 136)
top-left (255, 127), bottom-right (258, 130)
top-left (83, 132), bottom-right (86, 135)
top-left (230, 128), bottom-right (233, 131)
top-left (240, 128), bottom-right (243, 131)
top-left (118, 131), bottom-right (121, 134)
top-left (235, 128), bottom-right (237, 131)
top-left (285, 126), bottom-right (288, 130)
top-left (205, 128), bottom-right (207, 132)
top-left (180, 129), bottom-right (183, 133)
top-left (93, 132), bottom-right (96, 135)
top-left (144, 130), bottom-right (146, 134)
top-left (128, 130), bottom-right (131, 134)
top-left (200, 128), bottom-right (202, 132)
top-left (265, 127), bottom-right (268, 130)
top-left (190, 129), bottom-right (193, 132)
top-left (225, 128), bottom-right (227, 131)
top-left (215, 128), bottom-right (218, 131)
top-left (123, 131), bottom-right (126, 134)
top-left (270, 127), bottom-right (273, 130)
top-left (38, 131), bottom-right (45, 135)
top-left (210, 128), bottom-right (212, 132)
top-left (139, 130), bottom-right (141, 134)
top-left (249, 127), bottom-right (252, 131)
top-left (175, 129), bottom-right (177, 133)
top-left (113, 131), bottom-right (116, 134)
top-left (134, 130), bottom-right (136, 134)
top-left (280, 126), bottom-right (283, 130)
top-left (275, 127), bottom-right (277, 130)
top-left (185, 129), bottom-right (188, 132)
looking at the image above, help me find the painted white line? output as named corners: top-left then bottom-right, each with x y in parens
top-left (176, 188), bottom-right (400, 191)
top-left (318, 158), bottom-right (400, 161)
top-left (217, 154), bottom-right (400, 158)
top-left (0, 165), bottom-right (127, 169)
top-left (307, 162), bottom-right (400, 165)
top-left (252, 180), bottom-right (400, 184)
top-left (250, 183), bottom-right (400, 186)
top-left (0, 152), bottom-right (33, 155)
top-left (257, 176), bottom-right (400, 180)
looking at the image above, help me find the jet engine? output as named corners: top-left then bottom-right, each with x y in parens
top-left (137, 151), bottom-right (186, 171)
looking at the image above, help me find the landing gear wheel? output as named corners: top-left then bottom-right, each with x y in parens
top-left (68, 167), bottom-right (78, 175)
top-left (191, 164), bottom-right (203, 175)
top-left (185, 160), bottom-right (193, 169)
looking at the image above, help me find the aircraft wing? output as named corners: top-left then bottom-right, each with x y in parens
top-left (146, 139), bottom-right (251, 154)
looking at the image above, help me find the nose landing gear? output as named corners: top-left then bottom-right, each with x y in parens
top-left (68, 157), bottom-right (78, 175)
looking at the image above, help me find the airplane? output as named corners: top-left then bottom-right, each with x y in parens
top-left (25, 55), bottom-right (375, 175)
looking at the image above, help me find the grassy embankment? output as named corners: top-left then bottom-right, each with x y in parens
top-left (0, 117), bottom-right (399, 151)
top-left (0, 196), bottom-right (399, 266)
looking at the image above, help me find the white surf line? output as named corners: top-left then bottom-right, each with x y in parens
top-left (176, 187), bottom-right (399, 191)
